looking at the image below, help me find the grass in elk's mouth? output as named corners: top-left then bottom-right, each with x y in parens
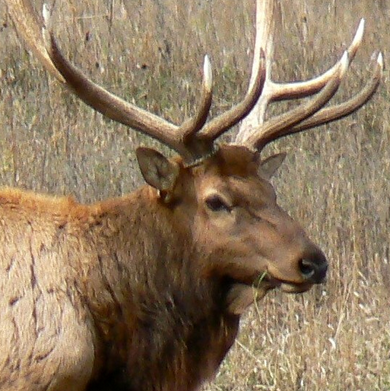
top-left (253, 271), bottom-right (268, 289)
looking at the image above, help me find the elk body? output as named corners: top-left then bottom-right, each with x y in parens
top-left (3, 0), bottom-right (382, 390)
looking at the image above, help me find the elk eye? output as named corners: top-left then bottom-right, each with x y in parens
top-left (205, 195), bottom-right (231, 213)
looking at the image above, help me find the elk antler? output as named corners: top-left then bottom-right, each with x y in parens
top-left (6, 0), bottom-right (382, 162)
top-left (235, 0), bottom-right (383, 152)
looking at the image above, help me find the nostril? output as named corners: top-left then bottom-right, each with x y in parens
top-left (299, 255), bottom-right (328, 283)
top-left (299, 259), bottom-right (316, 280)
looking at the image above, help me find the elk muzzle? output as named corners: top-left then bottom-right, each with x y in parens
top-left (266, 241), bottom-right (329, 294)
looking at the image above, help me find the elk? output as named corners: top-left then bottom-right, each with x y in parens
top-left (3, 0), bottom-right (382, 390)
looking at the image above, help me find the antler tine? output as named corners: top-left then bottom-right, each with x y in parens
top-left (180, 55), bottom-right (213, 141)
top-left (234, 0), bottom-right (275, 144)
top-left (270, 18), bottom-right (365, 102)
top-left (199, 49), bottom-right (267, 141)
top-left (198, 0), bottom-right (272, 143)
top-left (286, 52), bottom-right (383, 135)
top-left (245, 52), bottom-right (349, 151)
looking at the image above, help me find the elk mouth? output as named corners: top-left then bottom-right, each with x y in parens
top-left (253, 273), bottom-right (314, 294)
top-left (225, 272), bottom-right (314, 315)
top-left (257, 253), bottom-right (328, 293)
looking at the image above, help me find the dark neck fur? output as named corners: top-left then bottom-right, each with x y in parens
top-left (79, 187), bottom-right (240, 391)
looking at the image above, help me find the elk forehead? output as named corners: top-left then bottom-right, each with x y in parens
top-left (198, 145), bottom-right (261, 178)
top-left (191, 144), bottom-right (278, 212)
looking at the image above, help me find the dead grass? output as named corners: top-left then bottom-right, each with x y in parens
top-left (0, 0), bottom-right (390, 389)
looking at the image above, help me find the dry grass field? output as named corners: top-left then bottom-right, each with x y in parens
top-left (0, 0), bottom-right (390, 390)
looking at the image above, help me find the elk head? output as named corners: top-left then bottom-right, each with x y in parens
top-left (7, 0), bottom-right (382, 315)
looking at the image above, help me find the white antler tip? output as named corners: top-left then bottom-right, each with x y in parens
top-left (377, 52), bottom-right (384, 68)
top-left (203, 55), bottom-right (213, 90)
top-left (354, 19), bottom-right (365, 46)
top-left (339, 51), bottom-right (349, 77)
top-left (42, 4), bottom-right (50, 27)
top-left (41, 3), bottom-right (53, 48)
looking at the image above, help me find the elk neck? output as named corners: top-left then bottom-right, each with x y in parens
top-left (81, 183), bottom-right (240, 389)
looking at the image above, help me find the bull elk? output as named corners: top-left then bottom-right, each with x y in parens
top-left (3, 0), bottom-right (382, 390)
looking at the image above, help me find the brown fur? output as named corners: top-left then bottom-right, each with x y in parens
top-left (0, 145), bottom-right (326, 390)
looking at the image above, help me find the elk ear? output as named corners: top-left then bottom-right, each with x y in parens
top-left (136, 147), bottom-right (180, 192)
top-left (260, 152), bottom-right (286, 179)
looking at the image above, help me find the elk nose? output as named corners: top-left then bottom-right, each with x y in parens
top-left (298, 252), bottom-right (328, 284)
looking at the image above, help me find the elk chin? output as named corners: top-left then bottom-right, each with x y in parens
top-left (225, 282), bottom-right (271, 315)
top-left (280, 282), bottom-right (313, 294)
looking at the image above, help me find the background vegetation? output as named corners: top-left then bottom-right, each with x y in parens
top-left (0, 0), bottom-right (389, 389)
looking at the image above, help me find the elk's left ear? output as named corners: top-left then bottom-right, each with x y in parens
top-left (260, 152), bottom-right (286, 179)
top-left (136, 147), bottom-right (180, 193)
